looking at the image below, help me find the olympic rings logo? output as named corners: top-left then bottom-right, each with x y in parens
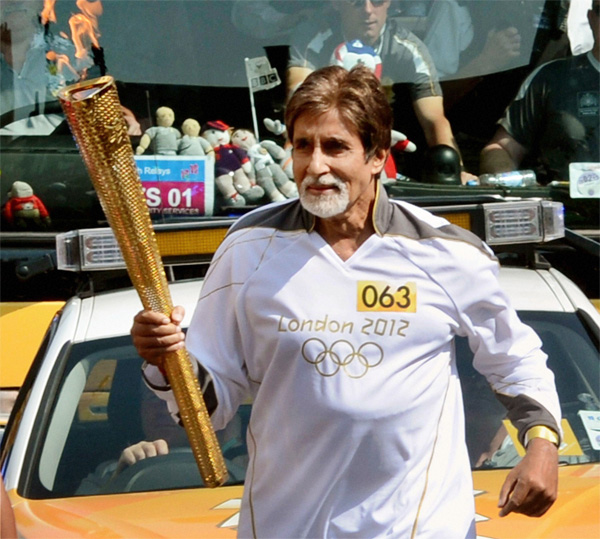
top-left (301, 338), bottom-right (384, 378)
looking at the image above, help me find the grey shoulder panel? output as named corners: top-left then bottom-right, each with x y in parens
top-left (228, 200), bottom-right (313, 235)
top-left (383, 200), bottom-right (489, 254)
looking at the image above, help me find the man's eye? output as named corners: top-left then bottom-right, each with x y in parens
top-left (323, 141), bottom-right (348, 154)
top-left (293, 140), bottom-right (309, 151)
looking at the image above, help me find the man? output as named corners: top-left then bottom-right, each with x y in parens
top-left (480, 0), bottom-right (600, 184)
top-left (132, 65), bottom-right (560, 538)
top-left (287, 0), bottom-right (475, 183)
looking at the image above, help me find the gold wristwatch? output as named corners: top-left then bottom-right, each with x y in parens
top-left (524, 425), bottom-right (560, 448)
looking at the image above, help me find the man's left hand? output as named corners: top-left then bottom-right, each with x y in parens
top-left (498, 437), bottom-right (558, 517)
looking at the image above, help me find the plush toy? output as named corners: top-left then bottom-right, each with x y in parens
top-left (2, 181), bottom-right (51, 229)
top-left (381, 131), bottom-right (418, 184)
top-left (231, 128), bottom-right (298, 202)
top-left (178, 119), bottom-right (215, 159)
top-left (135, 106), bottom-right (181, 156)
top-left (331, 39), bottom-right (382, 79)
top-left (201, 120), bottom-right (264, 207)
top-left (263, 118), bottom-right (294, 180)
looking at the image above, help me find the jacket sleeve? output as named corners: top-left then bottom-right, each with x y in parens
top-left (438, 239), bottom-right (562, 444)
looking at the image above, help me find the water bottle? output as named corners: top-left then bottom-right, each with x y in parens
top-left (478, 170), bottom-right (538, 187)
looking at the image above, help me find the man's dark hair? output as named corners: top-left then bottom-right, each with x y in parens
top-left (284, 65), bottom-right (392, 161)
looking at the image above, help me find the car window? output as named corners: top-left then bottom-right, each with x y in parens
top-left (458, 311), bottom-right (600, 469)
top-left (1, 0), bottom-right (596, 235)
top-left (21, 336), bottom-right (248, 499)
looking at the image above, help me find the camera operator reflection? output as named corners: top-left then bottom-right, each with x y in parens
top-left (480, 0), bottom-right (600, 184)
top-left (0, 0), bottom-right (65, 133)
top-left (0, 0), bottom-right (141, 137)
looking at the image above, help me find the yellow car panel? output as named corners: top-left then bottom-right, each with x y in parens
top-left (0, 302), bottom-right (63, 387)
top-left (8, 486), bottom-right (242, 538)
top-left (473, 465), bottom-right (600, 538)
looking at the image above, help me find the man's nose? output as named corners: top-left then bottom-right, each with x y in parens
top-left (306, 147), bottom-right (329, 176)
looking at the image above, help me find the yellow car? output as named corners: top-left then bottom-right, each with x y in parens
top-left (2, 202), bottom-right (599, 538)
top-left (0, 302), bottom-right (64, 429)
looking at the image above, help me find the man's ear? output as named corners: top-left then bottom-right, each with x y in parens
top-left (370, 149), bottom-right (389, 174)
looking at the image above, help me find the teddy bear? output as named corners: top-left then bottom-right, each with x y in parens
top-left (201, 120), bottom-right (264, 207)
top-left (231, 128), bottom-right (298, 202)
top-left (263, 118), bottom-right (294, 180)
top-left (135, 106), bottom-right (181, 156)
top-left (2, 181), bottom-right (51, 229)
top-left (178, 118), bottom-right (215, 160)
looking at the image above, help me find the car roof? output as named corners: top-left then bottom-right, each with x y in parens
top-left (77, 279), bottom-right (204, 342)
top-left (497, 267), bottom-right (574, 312)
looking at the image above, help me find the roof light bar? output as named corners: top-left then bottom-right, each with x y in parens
top-left (56, 201), bottom-right (565, 271)
top-left (56, 222), bottom-right (232, 271)
top-left (483, 200), bottom-right (564, 245)
top-left (57, 229), bottom-right (125, 271)
top-left (541, 200), bottom-right (565, 242)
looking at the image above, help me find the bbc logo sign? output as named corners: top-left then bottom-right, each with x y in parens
top-left (251, 73), bottom-right (279, 89)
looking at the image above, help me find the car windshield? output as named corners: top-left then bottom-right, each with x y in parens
top-left (13, 310), bottom-right (599, 499)
top-left (1, 0), bottom-right (598, 234)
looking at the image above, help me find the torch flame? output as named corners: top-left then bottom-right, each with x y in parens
top-left (69, 13), bottom-right (100, 59)
top-left (43, 0), bottom-right (104, 85)
top-left (76, 0), bottom-right (104, 20)
top-left (70, 0), bottom-right (103, 59)
top-left (41, 0), bottom-right (57, 26)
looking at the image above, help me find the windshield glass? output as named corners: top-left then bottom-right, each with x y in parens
top-left (22, 335), bottom-right (248, 498)
top-left (17, 310), bottom-right (599, 499)
top-left (1, 0), bottom-right (598, 235)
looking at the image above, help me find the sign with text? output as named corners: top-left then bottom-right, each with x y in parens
top-left (135, 156), bottom-right (214, 217)
top-left (569, 163), bottom-right (600, 198)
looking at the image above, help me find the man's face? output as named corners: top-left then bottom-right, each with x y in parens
top-left (292, 109), bottom-right (386, 220)
top-left (334, 0), bottom-right (391, 46)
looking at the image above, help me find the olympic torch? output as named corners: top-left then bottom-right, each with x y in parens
top-left (58, 76), bottom-right (228, 487)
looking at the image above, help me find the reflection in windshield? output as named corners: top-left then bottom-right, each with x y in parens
top-left (0, 1), bottom-right (598, 232)
top-left (29, 336), bottom-right (248, 499)
top-left (459, 311), bottom-right (600, 470)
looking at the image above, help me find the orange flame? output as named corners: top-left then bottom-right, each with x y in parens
top-left (43, 0), bottom-right (103, 85)
top-left (69, 13), bottom-right (100, 59)
top-left (41, 0), bottom-right (57, 26)
top-left (76, 0), bottom-right (104, 21)
top-left (69, 0), bottom-right (103, 59)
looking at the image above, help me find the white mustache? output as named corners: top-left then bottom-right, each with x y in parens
top-left (301, 175), bottom-right (344, 190)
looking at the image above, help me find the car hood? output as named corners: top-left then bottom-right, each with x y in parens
top-left (10, 485), bottom-right (243, 538)
top-left (473, 465), bottom-right (600, 538)
top-left (10, 466), bottom-right (600, 538)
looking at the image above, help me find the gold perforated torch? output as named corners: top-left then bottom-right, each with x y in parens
top-left (58, 76), bottom-right (228, 487)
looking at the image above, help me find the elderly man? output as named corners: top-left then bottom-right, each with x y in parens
top-left (287, 0), bottom-right (475, 182)
top-left (132, 65), bottom-right (560, 538)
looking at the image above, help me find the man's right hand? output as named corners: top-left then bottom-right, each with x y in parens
top-left (130, 306), bottom-right (186, 366)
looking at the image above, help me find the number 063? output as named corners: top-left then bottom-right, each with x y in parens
top-left (357, 281), bottom-right (417, 313)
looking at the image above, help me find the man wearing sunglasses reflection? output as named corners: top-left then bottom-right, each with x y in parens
top-left (288, 0), bottom-right (476, 183)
